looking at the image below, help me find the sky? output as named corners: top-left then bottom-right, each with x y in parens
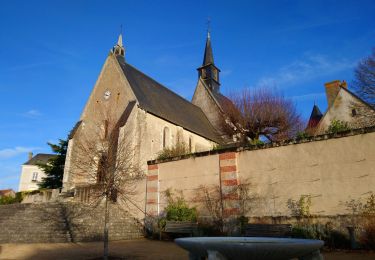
top-left (0, 0), bottom-right (374, 191)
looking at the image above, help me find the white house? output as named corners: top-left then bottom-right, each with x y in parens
top-left (18, 153), bottom-right (55, 191)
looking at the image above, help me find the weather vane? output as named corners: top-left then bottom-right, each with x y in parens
top-left (207, 17), bottom-right (211, 35)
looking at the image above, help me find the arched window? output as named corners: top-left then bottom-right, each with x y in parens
top-left (189, 136), bottom-right (193, 153)
top-left (163, 127), bottom-right (170, 148)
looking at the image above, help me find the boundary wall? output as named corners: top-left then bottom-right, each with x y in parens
top-left (146, 128), bottom-right (375, 218)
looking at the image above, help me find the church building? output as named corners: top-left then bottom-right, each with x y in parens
top-left (62, 33), bottom-right (228, 191)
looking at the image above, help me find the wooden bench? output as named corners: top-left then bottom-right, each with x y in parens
top-left (245, 224), bottom-right (292, 238)
top-left (161, 221), bottom-right (198, 239)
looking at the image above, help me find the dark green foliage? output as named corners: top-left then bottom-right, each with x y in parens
top-left (249, 139), bottom-right (264, 146)
top-left (0, 192), bottom-right (24, 205)
top-left (198, 221), bottom-right (225, 236)
top-left (164, 197), bottom-right (197, 222)
top-left (38, 139), bottom-right (68, 189)
top-left (296, 131), bottom-right (309, 140)
top-left (238, 215), bottom-right (249, 235)
top-left (291, 223), bottom-right (350, 249)
top-left (159, 189), bottom-right (197, 230)
top-left (326, 119), bottom-right (350, 134)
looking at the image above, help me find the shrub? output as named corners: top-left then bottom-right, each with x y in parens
top-left (0, 192), bottom-right (24, 205)
top-left (157, 142), bottom-right (190, 160)
top-left (287, 195), bottom-right (312, 217)
top-left (296, 131), bottom-right (309, 140)
top-left (326, 119), bottom-right (350, 134)
top-left (360, 194), bottom-right (375, 249)
top-left (361, 217), bottom-right (375, 249)
top-left (291, 223), bottom-right (350, 249)
top-left (249, 139), bottom-right (264, 146)
top-left (160, 189), bottom-right (197, 225)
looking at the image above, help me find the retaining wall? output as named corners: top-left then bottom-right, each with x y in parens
top-left (0, 202), bottom-right (143, 243)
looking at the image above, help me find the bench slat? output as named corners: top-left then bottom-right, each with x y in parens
top-left (245, 224), bottom-right (292, 238)
top-left (163, 221), bottom-right (198, 234)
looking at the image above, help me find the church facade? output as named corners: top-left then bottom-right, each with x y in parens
top-left (62, 33), bottom-right (227, 191)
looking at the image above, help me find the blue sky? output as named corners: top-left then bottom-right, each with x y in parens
top-left (0, 0), bottom-right (374, 191)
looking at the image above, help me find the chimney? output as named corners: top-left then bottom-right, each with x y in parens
top-left (28, 152), bottom-right (33, 160)
top-left (325, 80), bottom-right (347, 108)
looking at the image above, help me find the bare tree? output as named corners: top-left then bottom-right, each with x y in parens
top-left (352, 48), bottom-right (375, 106)
top-left (70, 107), bottom-right (145, 260)
top-left (221, 87), bottom-right (302, 142)
top-left (194, 180), bottom-right (259, 234)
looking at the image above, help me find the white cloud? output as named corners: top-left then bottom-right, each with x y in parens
top-left (289, 92), bottom-right (326, 102)
top-left (257, 53), bottom-right (356, 88)
top-left (0, 147), bottom-right (39, 159)
top-left (23, 109), bottom-right (42, 118)
top-left (221, 69), bottom-right (232, 77)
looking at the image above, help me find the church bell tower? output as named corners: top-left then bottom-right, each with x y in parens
top-left (112, 34), bottom-right (125, 58)
top-left (197, 31), bottom-right (220, 92)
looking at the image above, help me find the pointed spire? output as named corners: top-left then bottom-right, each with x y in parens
top-left (202, 30), bottom-right (214, 66)
top-left (117, 33), bottom-right (123, 47)
top-left (306, 104), bottom-right (323, 130)
top-left (112, 33), bottom-right (125, 58)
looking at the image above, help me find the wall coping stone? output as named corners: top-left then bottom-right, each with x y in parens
top-left (148, 126), bottom-right (375, 165)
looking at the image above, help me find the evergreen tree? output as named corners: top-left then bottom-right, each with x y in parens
top-left (38, 139), bottom-right (68, 189)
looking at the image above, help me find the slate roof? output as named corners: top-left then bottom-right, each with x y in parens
top-left (211, 90), bottom-right (236, 114)
top-left (307, 104), bottom-right (323, 129)
top-left (341, 87), bottom-right (375, 110)
top-left (0, 189), bottom-right (15, 197)
top-left (24, 153), bottom-right (55, 165)
top-left (202, 32), bottom-right (214, 66)
top-left (116, 56), bottom-right (222, 143)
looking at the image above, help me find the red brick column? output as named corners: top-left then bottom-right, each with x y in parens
top-left (146, 164), bottom-right (159, 216)
top-left (219, 152), bottom-right (240, 218)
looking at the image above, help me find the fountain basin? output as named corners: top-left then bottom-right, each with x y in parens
top-left (175, 237), bottom-right (324, 260)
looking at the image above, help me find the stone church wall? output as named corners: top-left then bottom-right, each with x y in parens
top-left (146, 128), bottom-right (375, 218)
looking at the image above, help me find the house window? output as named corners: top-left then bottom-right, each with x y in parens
top-left (32, 172), bottom-right (38, 182)
top-left (163, 127), bottom-right (170, 148)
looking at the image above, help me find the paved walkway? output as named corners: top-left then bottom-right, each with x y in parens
top-left (1, 239), bottom-right (374, 260)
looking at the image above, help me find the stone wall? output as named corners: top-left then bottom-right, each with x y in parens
top-left (0, 202), bottom-right (143, 243)
top-left (145, 128), bottom-right (375, 218)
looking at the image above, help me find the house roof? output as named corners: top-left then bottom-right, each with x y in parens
top-left (0, 189), bottom-right (15, 196)
top-left (307, 104), bottom-right (323, 129)
top-left (23, 153), bottom-right (55, 165)
top-left (341, 87), bottom-right (375, 111)
top-left (116, 55), bottom-right (222, 143)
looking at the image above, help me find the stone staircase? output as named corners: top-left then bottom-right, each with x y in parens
top-left (0, 202), bottom-right (144, 243)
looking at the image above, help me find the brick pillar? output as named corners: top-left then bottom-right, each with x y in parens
top-left (219, 152), bottom-right (240, 218)
top-left (146, 164), bottom-right (159, 216)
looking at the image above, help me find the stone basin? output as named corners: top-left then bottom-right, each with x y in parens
top-left (175, 237), bottom-right (324, 260)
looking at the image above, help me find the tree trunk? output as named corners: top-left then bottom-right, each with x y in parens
top-left (103, 196), bottom-right (109, 260)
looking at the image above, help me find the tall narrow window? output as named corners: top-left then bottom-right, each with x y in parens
top-left (102, 120), bottom-right (109, 139)
top-left (189, 137), bottom-right (193, 153)
top-left (97, 154), bottom-right (107, 183)
top-left (163, 127), bottom-right (170, 148)
top-left (32, 172), bottom-right (38, 182)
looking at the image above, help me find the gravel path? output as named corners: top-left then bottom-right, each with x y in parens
top-left (1, 239), bottom-right (374, 260)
